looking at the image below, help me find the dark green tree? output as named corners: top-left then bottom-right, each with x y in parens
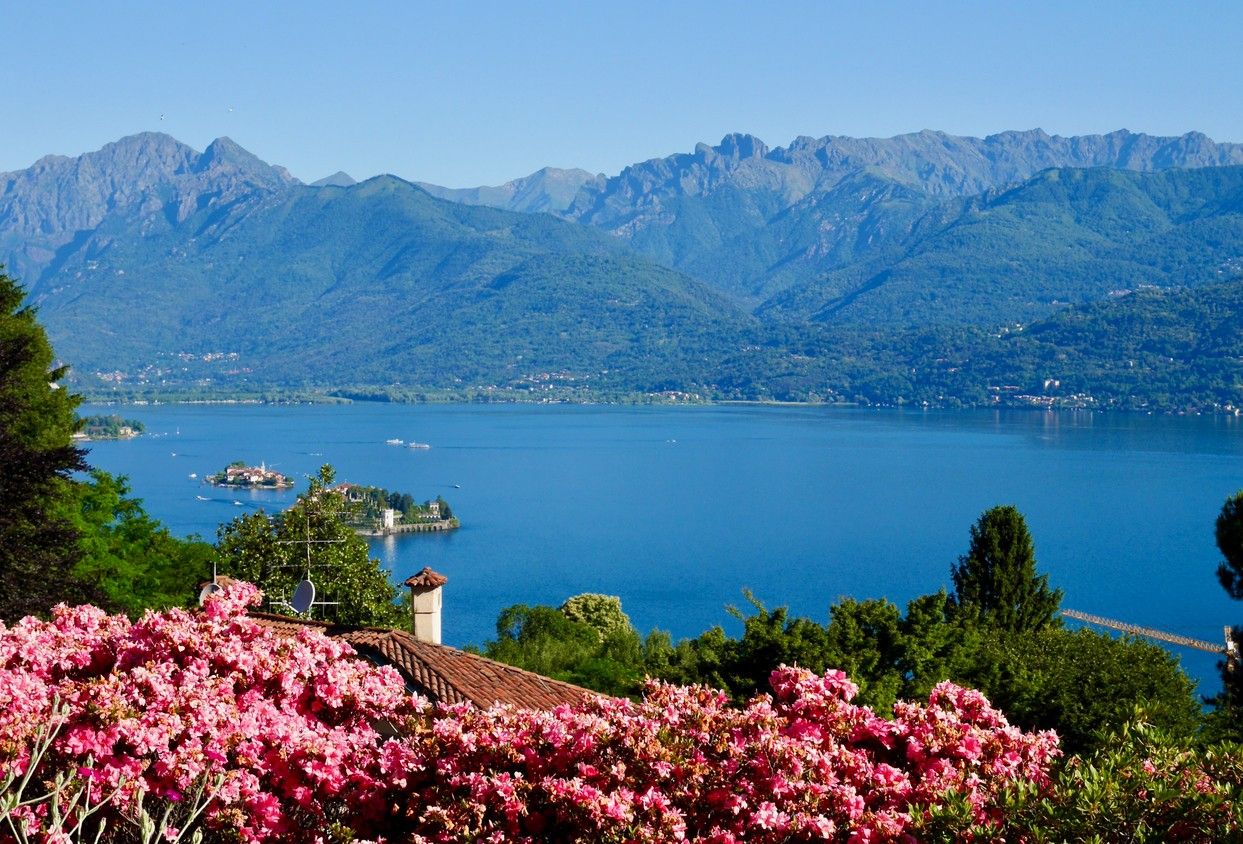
top-left (960, 627), bottom-right (1202, 753)
top-left (215, 465), bottom-right (405, 627)
top-left (823, 598), bottom-right (904, 710)
top-left (0, 269), bottom-right (91, 621)
top-left (951, 505), bottom-right (1062, 633)
top-left (1210, 491), bottom-right (1243, 739)
top-left (1216, 491), bottom-right (1243, 599)
top-left (897, 590), bottom-right (986, 700)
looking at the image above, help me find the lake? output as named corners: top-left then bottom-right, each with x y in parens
top-left (79, 402), bottom-right (1243, 696)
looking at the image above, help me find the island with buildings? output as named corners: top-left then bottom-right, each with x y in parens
top-left (333, 483), bottom-right (459, 536)
top-left (207, 461), bottom-right (294, 489)
top-left (73, 414), bottom-right (144, 441)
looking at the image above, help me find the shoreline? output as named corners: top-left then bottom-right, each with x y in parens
top-left (74, 392), bottom-right (1236, 416)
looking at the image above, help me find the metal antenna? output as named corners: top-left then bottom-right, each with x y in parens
top-left (273, 499), bottom-right (343, 617)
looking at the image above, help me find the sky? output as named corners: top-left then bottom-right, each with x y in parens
top-left (2, 1), bottom-right (1241, 187)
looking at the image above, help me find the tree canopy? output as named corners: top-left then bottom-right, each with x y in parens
top-left (215, 465), bottom-right (405, 627)
top-left (951, 505), bottom-right (1063, 633)
top-left (0, 268), bottom-right (91, 621)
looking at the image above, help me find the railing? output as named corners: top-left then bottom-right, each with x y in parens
top-left (1062, 608), bottom-right (1229, 655)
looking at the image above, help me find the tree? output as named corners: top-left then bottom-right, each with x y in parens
top-left (1210, 491), bottom-right (1243, 739)
top-left (959, 627), bottom-right (1203, 753)
top-left (951, 505), bottom-right (1062, 633)
top-left (62, 469), bottom-right (217, 615)
top-left (1216, 491), bottom-right (1243, 599)
top-left (215, 465), bottom-right (405, 627)
top-left (0, 269), bottom-right (91, 621)
top-left (559, 593), bottom-right (633, 640)
top-left (480, 602), bottom-right (648, 697)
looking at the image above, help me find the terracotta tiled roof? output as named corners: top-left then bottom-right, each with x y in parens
top-left (249, 612), bottom-right (594, 710)
top-left (403, 567), bottom-right (448, 588)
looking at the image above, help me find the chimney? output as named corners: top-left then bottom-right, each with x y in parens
top-left (404, 567), bottom-right (447, 644)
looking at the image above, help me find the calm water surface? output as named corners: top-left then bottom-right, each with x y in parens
top-left (80, 403), bottom-right (1243, 696)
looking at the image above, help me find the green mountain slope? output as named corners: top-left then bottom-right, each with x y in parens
top-left (760, 166), bottom-right (1243, 327)
top-left (33, 175), bottom-right (757, 392)
top-left (554, 129), bottom-right (1243, 303)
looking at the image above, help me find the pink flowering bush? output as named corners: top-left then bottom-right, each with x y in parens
top-left (392, 667), bottom-right (1060, 842)
top-left (0, 582), bottom-right (420, 842)
top-left (2, 582), bottom-right (1068, 842)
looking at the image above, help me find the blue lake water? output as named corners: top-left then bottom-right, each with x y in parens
top-left (79, 402), bottom-right (1243, 697)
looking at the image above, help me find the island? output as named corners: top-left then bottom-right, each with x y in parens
top-left (334, 483), bottom-right (459, 536)
top-left (207, 461), bottom-right (294, 489)
top-left (74, 414), bottom-right (144, 441)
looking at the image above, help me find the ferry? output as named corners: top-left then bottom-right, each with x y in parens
top-left (385, 438), bottom-right (404, 446)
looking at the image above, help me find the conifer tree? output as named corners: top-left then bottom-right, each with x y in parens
top-left (0, 269), bottom-right (90, 620)
top-left (1210, 491), bottom-right (1243, 738)
top-left (951, 505), bottom-right (1062, 633)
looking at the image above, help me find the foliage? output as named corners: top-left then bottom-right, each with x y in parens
top-left (976, 720), bottom-right (1243, 843)
top-left (0, 583), bottom-right (1082, 843)
top-left (951, 504), bottom-right (1063, 633)
top-left (961, 627), bottom-right (1204, 754)
top-left (215, 465), bottom-right (405, 627)
top-left (479, 603), bottom-right (653, 697)
top-left (559, 593), bottom-right (633, 640)
top-left (60, 469), bottom-right (217, 616)
top-left (0, 581), bottom-right (420, 842)
top-left (1217, 491), bottom-right (1243, 599)
top-left (482, 506), bottom-right (1200, 754)
top-left (0, 269), bottom-right (91, 622)
top-left (1, 705), bottom-right (220, 844)
top-left (1211, 490), bottom-right (1243, 740)
top-left (77, 413), bottom-right (144, 438)
top-left (395, 669), bottom-right (1060, 843)
top-left (343, 484), bottom-right (454, 527)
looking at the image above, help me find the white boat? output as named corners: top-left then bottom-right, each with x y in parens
top-left (408, 442), bottom-right (431, 449)
top-left (189, 472), bottom-right (197, 479)
top-left (196, 495), bottom-right (209, 501)
top-left (233, 500), bottom-right (243, 506)
top-left (385, 438), bottom-right (404, 446)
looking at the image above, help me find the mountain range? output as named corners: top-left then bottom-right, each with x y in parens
top-left (2, 128), bottom-right (1241, 408)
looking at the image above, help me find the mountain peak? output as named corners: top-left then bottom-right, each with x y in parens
top-left (198, 136), bottom-right (256, 168)
top-left (311, 171), bottom-right (357, 187)
top-left (714, 133), bottom-right (769, 160)
top-left (195, 136), bottom-right (297, 185)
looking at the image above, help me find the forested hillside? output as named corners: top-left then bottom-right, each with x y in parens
top-left (2, 130), bottom-right (1242, 408)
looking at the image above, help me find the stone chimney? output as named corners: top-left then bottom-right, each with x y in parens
top-left (404, 567), bottom-right (447, 644)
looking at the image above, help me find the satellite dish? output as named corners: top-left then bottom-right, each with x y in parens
top-left (291, 579), bottom-right (316, 615)
top-left (198, 582), bottom-right (221, 606)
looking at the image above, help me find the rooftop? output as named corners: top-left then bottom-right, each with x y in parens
top-left (250, 611), bottom-right (593, 710)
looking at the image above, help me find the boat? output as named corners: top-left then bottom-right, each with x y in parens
top-left (196, 495), bottom-right (209, 501)
top-left (189, 472), bottom-right (197, 479)
top-left (233, 500), bottom-right (243, 506)
top-left (385, 438), bottom-right (404, 446)
top-left (408, 442), bottom-right (431, 449)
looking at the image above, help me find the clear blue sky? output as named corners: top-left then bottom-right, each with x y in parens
top-left (2, 1), bottom-right (1240, 187)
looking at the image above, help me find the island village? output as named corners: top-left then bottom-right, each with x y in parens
top-left (206, 461), bottom-right (458, 536)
